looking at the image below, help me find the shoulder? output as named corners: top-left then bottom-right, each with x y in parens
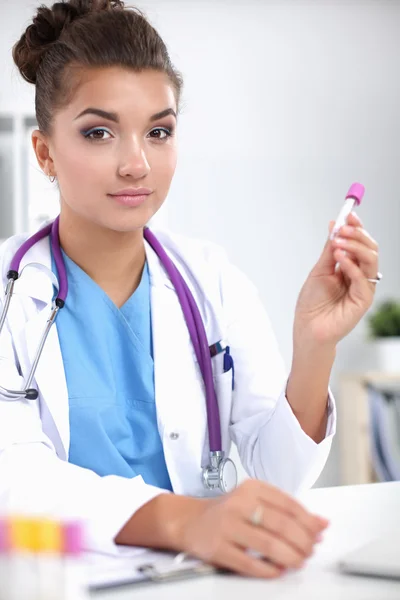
top-left (150, 228), bottom-right (229, 269)
top-left (149, 228), bottom-right (260, 313)
top-left (148, 228), bottom-right (233, 292)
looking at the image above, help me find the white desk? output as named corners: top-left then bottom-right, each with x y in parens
top-left (91, 482), bottom-right (400, 599)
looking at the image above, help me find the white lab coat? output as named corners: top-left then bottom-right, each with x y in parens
top-left (0, 225), bottom-right (336, 553)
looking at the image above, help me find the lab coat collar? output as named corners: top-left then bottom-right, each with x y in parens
top-left (144, 236), bottom-right (175, 291)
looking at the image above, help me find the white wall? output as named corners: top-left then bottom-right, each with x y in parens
top-left (1, 0), bottom-right (400, 486)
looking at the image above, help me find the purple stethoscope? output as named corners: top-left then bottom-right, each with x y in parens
top-left (0, 216), bottom-right (237, 493)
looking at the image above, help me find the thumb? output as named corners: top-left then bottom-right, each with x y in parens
top-left (312, 220), bottom-right (337, 276)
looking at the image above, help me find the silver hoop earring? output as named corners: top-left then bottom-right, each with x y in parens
top-left (49, 174), bottom-right (56, 183)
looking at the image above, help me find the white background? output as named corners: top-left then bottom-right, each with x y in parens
top-left (1, 0), bottom-right (399, 486)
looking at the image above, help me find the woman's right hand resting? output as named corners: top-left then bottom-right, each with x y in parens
top-left (115, 479), bottom-right (329, 579)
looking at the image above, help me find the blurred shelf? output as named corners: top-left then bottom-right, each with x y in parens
top-left (338, 371), bottom-right (400, 485)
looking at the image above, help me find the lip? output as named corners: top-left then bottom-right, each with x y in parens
top-left (108, 188), bottom-right (153, 208)
top-left (109, 187), bottom-right (153, 196)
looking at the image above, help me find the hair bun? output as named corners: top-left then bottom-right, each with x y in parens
top-left (13, 0), bottom-right (125, 84)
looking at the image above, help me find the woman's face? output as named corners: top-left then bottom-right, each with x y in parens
top-left (36, 66), bottom-right (178, 232)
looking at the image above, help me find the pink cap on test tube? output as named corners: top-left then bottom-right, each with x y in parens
top-left (63, 521), bottom-right (84, 556)
top-left (345, 182), bottom-right (365, 205)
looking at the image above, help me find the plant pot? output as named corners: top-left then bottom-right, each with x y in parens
top-left (371, 337), bottom-right (400, 373)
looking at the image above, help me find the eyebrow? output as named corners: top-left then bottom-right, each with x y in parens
top-left (73, 107), bottom-right (177, 123)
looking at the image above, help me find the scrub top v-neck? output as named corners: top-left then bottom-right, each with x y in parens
top-left (50, 246), bottom-right (172, 491)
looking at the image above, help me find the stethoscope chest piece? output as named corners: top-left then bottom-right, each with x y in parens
top-left (202, 451), bottom-right (237, 494)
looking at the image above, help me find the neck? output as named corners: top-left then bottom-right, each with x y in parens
top-left (57, 208), bottom-right (146, 305)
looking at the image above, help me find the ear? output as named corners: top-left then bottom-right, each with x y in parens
top-left (31, 129), bottom-right (55, 177)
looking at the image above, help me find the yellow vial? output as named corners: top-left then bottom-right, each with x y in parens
top-left (9, 517), bottom-right (37, 552)
top-left (35, 519), bottom-right (62, 554)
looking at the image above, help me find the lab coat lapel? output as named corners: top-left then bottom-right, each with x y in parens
top-left (145, 241), bottom-right (209, 495)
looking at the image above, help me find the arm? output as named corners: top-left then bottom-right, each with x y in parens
top-left (286, 344), bottom-right (335, 443)
top-left (218, 257), bottom-right (336, 495)
top-left (286, 212), bottom-right (379, 444)
top-left (0, 297), bottom-right (168, 554)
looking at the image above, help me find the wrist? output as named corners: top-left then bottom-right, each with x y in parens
top-left (293, 311), bottom-right (340, 351)
top-left (115, 493), bottom-right (212, 552)
top-left (292, 340), bottom-right (336, 367)
top-left (161, 494), bottom-right (213, 552)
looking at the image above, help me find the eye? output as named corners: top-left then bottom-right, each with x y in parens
top-left (83, 128), bottom-right (112, 141)
top-left (148, 127), bottom-right (173, 141)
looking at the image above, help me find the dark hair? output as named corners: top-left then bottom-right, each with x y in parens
top-left (12, 0), bottom-right (183, 135)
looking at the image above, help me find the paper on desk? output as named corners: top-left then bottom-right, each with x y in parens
top-left (84, 547), bottom-right (208, 589)
top-left (84, 546), bottom-right (151, 588)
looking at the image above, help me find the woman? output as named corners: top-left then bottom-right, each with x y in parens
top-left (0, 0), bottom-right (379, 578)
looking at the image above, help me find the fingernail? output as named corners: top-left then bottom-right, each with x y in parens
top-left (316, 533), bottom-right (324, 543)
top-left (341, 225), bottom-right (355, 234)
top-left (334, 237), bottom-right (346, 246)
top-left (336, 249), bottom-right (346, 258)
top-left (351, 213), bottom-right (363, 226)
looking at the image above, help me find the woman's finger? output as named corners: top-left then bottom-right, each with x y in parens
top-left (332, 237), bottom-right (378, 279)
top-left (231, 521), bottom-right (306, 569)
top-left (346, 211), bottom-right (363, 228)
top-left (233, 508), bottom-right (315, 563)
top-left (214, 543), bottom-right (284, 579)
top-left (256, 504), bottom-right (316, 557)
top-left (335, 250), bottom-right (360, 273)
top-left (334, 249), bottom-right (374, 293)
top-left (337, 225), bottom-right (378, 251)
top-left (253, 485), bottom-right (328, 538)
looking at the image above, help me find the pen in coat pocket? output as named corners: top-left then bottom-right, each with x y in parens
top-left (223, 347), bottom-right (235, 390)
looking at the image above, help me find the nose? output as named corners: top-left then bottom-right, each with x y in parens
top-left (117, 138), bottom-right (150, 179)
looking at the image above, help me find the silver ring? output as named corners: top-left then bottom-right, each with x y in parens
top-left (250, 505), bottom-right (264, 527)
top-left (367, 271), bottom-right (383, 284)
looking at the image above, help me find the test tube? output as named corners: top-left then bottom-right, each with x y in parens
top-left (35, 518), bottom-right (64, 600)
top-left (63, 521), bottom-right (88, 600)
top-left (8, 516), bottom-right (39, 600)
top-left (330, 182), bottom-right (365, 240)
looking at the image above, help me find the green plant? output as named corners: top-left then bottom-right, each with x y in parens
top-left (368, 300), bottom-right (400, 338)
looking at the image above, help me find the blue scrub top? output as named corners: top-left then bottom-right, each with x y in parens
top-left (50, 246), bottom-right (172, 491)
